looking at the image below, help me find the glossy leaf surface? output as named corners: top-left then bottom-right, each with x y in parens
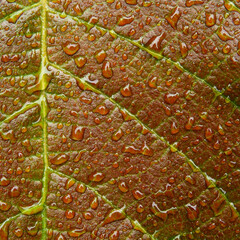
top-left (0, 0), bottom-right (240, 239)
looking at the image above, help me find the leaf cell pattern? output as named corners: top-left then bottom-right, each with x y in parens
top-left (0, 0), bottom-right (240, 239)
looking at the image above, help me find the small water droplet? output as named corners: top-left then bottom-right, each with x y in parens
top-left (185, 0), bottom-right (204, 7)
top-left (68, 228), bottom-right (86, 237)
top-left (74, 56), bottom-right (87, 68)
top-left (65, 209), bottom-right (75, 219)
top-left (76, 183), bottom-right (86, 193)
top-left (9, 186), bottom-right (20, 198)
top-left (112, 129), bottom-right (124, 141)
top-left (27, 222), bottom-right (39, 236)
top-left (205, 128), bottom-right (213, 142)
top-left (90, 197), bottom-right (98, 209)
top-left (95, 50), bottom-right (107, 63)
top-left (0, 200), bottom-right (11, 211)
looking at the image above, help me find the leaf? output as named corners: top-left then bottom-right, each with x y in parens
top-left (0, 0), bottom-right (240, 239)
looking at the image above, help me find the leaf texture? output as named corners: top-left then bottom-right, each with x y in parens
top-left (0, 0), bottom-right (240, 239)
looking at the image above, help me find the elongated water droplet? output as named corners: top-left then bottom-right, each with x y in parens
top-left (68, 228), bottom-right (86, 237)
top-left (51, 153), bottom-right (69, 165)
top-left (89, 172), bottom-right (105, 182)
top-left (185, 0), bottom-right (204, 7)
top-left (166, 7), bottom-right (181, 29)
top-left (118, 16), bottom-right (134, 26)
top-left (217, 26), bottom-right (233, 41)
top-left (186, 204), bottom-right (199, 221)
top-left (146, 33), bottom-right (166, 52)
top-left (180, 41), bottom-right (188, 58)
top-left (90, 197), bottom-right (98, 209)
top-left (102, 209), bottom-right (126, 226)
top-left (102, 61), bottom-right (113, 78)
top-left (93, 105), bottom-right (109, 115)
top-left (125, 0), bottom-right (137, 5)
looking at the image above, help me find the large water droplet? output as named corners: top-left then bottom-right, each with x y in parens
top-left (63, 41), bottom-right (80, 56)
top-left (165, 7), bottom-right (181, 29)
top-left (88, 172), bottom-right (105, 182)
top-left (70, 126), bottom-right (85, 141)
top-left (146, 33), bottom-right (166, 52)
top-left (51, 153), bottom-right (69, 165)
top-left (118, 181), bottom-right (129, 193)
top-left (102, 61), bottom-right (113, 78)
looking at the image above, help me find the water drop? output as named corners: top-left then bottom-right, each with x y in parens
top-left (95, 50), bottom-right (107, 63)
top-left (76, 183), bottom-right (86, 193)
top-left (70, 126), bottom-right (85, 141)
top-left (65, 209), bottom-right (75, 219)
top-left (118, 182), bottom-right (129, 192)
top-left (118, 16), bottom-right (134, 26)
top-left (0, 201), bottom-right (11, 211)
top-left (63, 193), bottom-right (73, 204)
top-left (205, 128), bottom-right (213, 142)
top-left (145, 33), bottom-right (166, 52)
top-left (102, 61), bottom-right (113, 78)
top-left (93, 105), bottom-right (109, 115)
top-left (74, 56), bottom-right (87, 68)
top-left (27, 222), bottom-right (39, 236)
top-left (90, 197), bottom-right (98, 209)
top-left (68, 228), bottom-right (86, 237)
top-left (125, 0), bottom-right (137, 5)
top-left (9, 186), bottom-right (20, 198)
top-left (185, 0), bottom-right (204, 7)
top-left (132, 189), bottom-right (145, 200)
top-left (63, 41), bottom-right (80, 56)
top-left (165, 7), bottom-right (181, 29)
top-left (164, 92), bottom-right (179, 105)
top-left (180, 41), bottom-right (188, 58)
top-left (88, 172), bottom-right (105, 182)
top-left (205, 12), bottom-right (216, 27)
top-left (51, 153), bottom-right (69, 165)
top-left (217, 26), bottom-right (233, 41)
top-left (120, 84), bottom-right (132, 97)
top-left (112, 129), bottom-right (124, 141)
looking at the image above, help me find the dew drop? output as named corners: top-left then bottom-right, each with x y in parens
top-left (95, 50), bottom-right (107, 63)
top-left (136, 204), bottom-right (144, 213)
top-left (164, 92), bottom-right (179, 105)
top-left (102, 61), bottom-right (113, 78)
top-left (180, 41), bottom-right (188, 58)
top-left (63, 193), bottom-right (73, 204)
top-left (93, 105), bottom-right (109, 115)
top-left (186, 204), bottom-right (199, 221)
top-left (88, 172), bottom-right (105, 182)
top-left (120, 84), bottom-right (132, 97)
top-left (76, 183), bottom-right (86, 193)
top-left (0, 176), bottom-right (10, 186)
top-left (132, 189), bottom-right (145, 200)
top-left (109, 230), bottom-right (120, 240)
top-left (27, 222), bottom-right (39, 236)
top-left (118, 16), bottom-right (134, 26)
top-left (63, 41), bottom-right (80, 56)
top-left (185, 117), bottom-right (194, 130)
top-left (206, 12), bottom-right (216, 27)
top-left (205, 128), bottom-right (213, 142)
top-left (125, 0), bottom-right (137, 5)
top-left (70, 126), bottom-right (85, 141)
top-left (145, 33), bottom-right (166, 52)
top-left (13, 228), bottom-right (23, 238)
top-left (65, 209), bottom-right (75, 219)
top-left (217, 26), bottom-right (233, 41)
top-left (83, 211), bottom-right (94, 220)
top-left (9, 186), bottom-right (20, 198)
top-left (74, 56), bottom-right (87, 68)
top-left (165, 7), bottom-right (181, 29)
top-left (171, 122), bottom-right (179, 135)
top-left (112, 129), bottom-right (124, 141)
top-left (185, 0), bottom-right (204, 7)
top-left (0, 201), bottom-right (11, 211)
top-left (51, 153), bottom-right (69, 165)
top-left (118, 181), bottom-right (129, 193)
top-left (68, 228), bottom-right (86, 237)
top-left (102, 209), bottom-right (126, 226)
top-left (90, 197), bottom-right (98, 209)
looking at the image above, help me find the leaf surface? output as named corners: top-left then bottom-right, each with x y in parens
top-left (0, 0), bottom-right (240, 239)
